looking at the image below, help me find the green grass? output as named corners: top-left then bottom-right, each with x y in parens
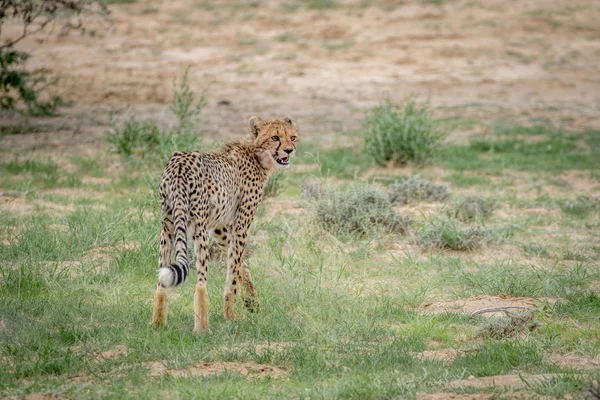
top-left (442, 125), bottom-right (600, 174)
top-left (1, 109), bottom-right (599, 399)
top-left (363, 99), bottom-right (446, 166)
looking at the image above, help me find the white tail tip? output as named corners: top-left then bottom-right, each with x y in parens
top-left (158, 268), bottom-right (174, 287)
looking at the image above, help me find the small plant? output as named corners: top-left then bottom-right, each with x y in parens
top-left (105, 117), bottom-right (161, 157)
top-left (388, 175), bottom-right (449, 205)
top-left (300, 182), bottom-right (323, 201)
top-left (303, 182), bottom-right (411, 237)
top-left (170, 67), bottom-right (207, 133)
top-left (445, 195), bottom-right (496, 222)
top-left (105, 68), bottom-right (205, 160)
top-left (363, 99), bottom-right (446, 166)
top-left (264, 170), bottom-right (285, 198)
top-left (417, 217), bottom-right (494, 251)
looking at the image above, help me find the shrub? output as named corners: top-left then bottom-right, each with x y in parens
top-left (417, 217), bottom-right (494, 251)
top-left (105, 69), bottom-right (204, 160)
top-left (303, 182), bottom-right (412, 237)
top-left (445, 195), bottom-right (496, 222)
top-left (0, 0), bottom-right (106, 115)
top-left (388, 175), bottom-right (449, 205)
top-left (105, 118), bottom-right (161, 157)
top-left (363, 99), bottom-right (446, 166)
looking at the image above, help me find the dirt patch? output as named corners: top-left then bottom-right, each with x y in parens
top-left (421, 295), bottom-right (555, 316)
top-left (448, 374), bottom-right (561, 390)
top-left (413, 349), bottom-right (465, 363)
top-left (418, 393), bottom-right (496, 400)
top-left (81, 176), bottom-right (112, 185)
top-left (551, 354), bottom-right (600, 369)
top-left (146, 361), bottom-right (288, 379)
top-left (263, 199), bottom-right (304, 218)
top-left (4, 394), bottom-right (69, 400)
top-left (97, 345), bottom-right (129, 361)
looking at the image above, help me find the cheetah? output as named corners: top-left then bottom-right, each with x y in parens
top-left (151, 116), bottom-right (299, 332)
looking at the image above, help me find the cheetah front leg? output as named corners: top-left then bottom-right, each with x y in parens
top-left (193, 220), bottom-right (210, 333)
top-left (152, 211), bottom-right (173, 327)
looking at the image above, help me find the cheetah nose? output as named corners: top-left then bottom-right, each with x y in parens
top-left (284, 148), bottom-right (293, 154)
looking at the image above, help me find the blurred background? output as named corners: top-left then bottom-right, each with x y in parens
top-left (2, 0), bottom-right (599, 143)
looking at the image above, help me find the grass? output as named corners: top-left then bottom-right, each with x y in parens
top-left (105, 69), bottom-right (204, 166)
top-left (417, 216), bottom-right (498, 251)
top-left (1, 108), bottom-right (599, 399)
top-left (303, 182), bottom-right (412, 238)
top-left (442, 125), bottom-right (600, 174)
top-left (363, 99), bottom-right (446, 166)
top-left (445, 195), bottom-right (496, 222)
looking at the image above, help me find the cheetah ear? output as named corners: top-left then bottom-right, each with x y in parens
top-left (248, 116), bottom-right (263, 137)
top-left (283, 117), bottom-right (293, 125)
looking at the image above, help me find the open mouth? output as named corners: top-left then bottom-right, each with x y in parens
top-left (274, 156), bottom-right (289, 166)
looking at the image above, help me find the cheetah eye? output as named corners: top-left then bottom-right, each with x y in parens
top-left (271, 136), bottom-right (279, 141)
top-left (290, 136), bottom-right (297, 142)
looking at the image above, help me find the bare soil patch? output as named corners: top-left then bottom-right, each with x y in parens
top-left (448, 374), bottom-right (562, 390)
top-left (418, 393), bottom-right (496, 400)
top-left (97, 345), bottom-right (129, 361)
top-left (413, 349), bottom-right (465, 363)
top-left (146, 361), bottom-right (288, 379)
top-left (4, 394), bottom-right (68, 400)
top-left (551, 354), bottom-right (600, 369)
top-left (421, 295), bottom-right (555, 316)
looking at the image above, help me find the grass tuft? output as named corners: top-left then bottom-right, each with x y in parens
top-left (303, 182), bottom-right (412, 237)
top-left (388, 175), bottom-right (450, 205)
top-left (417, 217), bottom-right (495, 251)
top-left (264, 170), bottom-right (285, 198)
top-left (445, 195), bottom-right (496, 222)
top-left (105, 69), bottom-right (204, 162)
top-left (363, 99), bottom-right (446, 166)
top-left (559, 196), bottom-right (599, 219)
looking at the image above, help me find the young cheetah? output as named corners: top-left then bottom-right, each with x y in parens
top-left (151, 116), bottom-right (298, 332)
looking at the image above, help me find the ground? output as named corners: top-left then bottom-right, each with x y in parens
top-left (0, 0), bottom-right (599, 399)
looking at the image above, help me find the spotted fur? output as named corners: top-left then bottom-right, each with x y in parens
top-left (151, 116), bottom-right (299, 332)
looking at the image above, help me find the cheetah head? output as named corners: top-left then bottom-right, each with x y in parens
top-left (249, 116), bottom-right (299, 170)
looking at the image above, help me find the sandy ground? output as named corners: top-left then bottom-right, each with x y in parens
top-left (1, 0), bottom-right (600, 147)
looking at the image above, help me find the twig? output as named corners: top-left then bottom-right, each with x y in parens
top-left (471, 306), bottom-right (532, 316)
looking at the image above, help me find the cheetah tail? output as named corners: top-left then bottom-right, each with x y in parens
top-left (158, 196), bottom-right (189, 287)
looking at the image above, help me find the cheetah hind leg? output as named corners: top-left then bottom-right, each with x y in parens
top-left (152, 285), bottom-right (168, 327)
top-left (240, 262), bottom-right (260, 313)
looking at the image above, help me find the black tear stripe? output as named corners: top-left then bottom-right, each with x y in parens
top-left (276, 141), bottom-right (281, 153)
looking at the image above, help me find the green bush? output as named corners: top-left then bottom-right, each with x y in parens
top-left (0, 1), bottom-right (106, 115)
top-left (363, 99), bottom-right (446, 166)
top-left (303, 182), bottom-right (412, 237)
top-left (105, 68), bottom-right (204, 161)
top-left (0, 48), bottom-right (62, 115)
top-left (105, 118), bottom-right (161, 157)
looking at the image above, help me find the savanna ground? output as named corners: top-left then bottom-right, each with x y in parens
top-left (1, 0), bottom-right (600, 398)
